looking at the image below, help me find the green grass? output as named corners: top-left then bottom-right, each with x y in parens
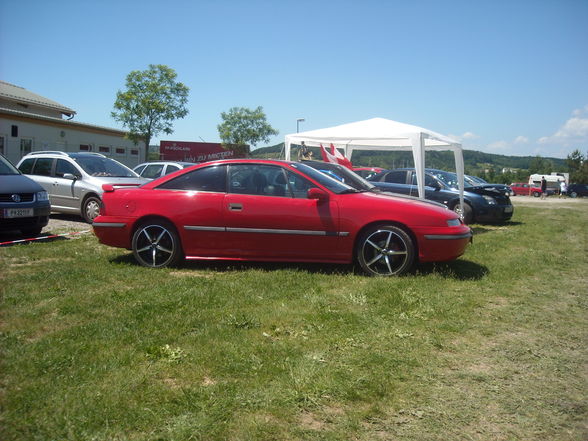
top-left (1, 200), bottom-right (587, 440)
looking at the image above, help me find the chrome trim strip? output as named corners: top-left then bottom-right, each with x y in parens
top-left (226, 227), bottom-right (347, 236)
top-left (184, 226), bottom-right (225, 232)
top-left (92, 222), bottom-right (126, 228)
top-left (184, 225), bottom-right (349, 236)
top-left (424, 232), bottom-right (473, 240)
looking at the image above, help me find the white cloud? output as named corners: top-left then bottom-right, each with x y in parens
top-left (514, 136), bottom-right (528, 144)
top-left (448, 131), bottom-right (479, 142)
top-left (539, 106), bottom-right (588, 146)
top-left (487, 140), bottom-right (509, 151)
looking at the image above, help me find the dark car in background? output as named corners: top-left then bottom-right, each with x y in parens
top-left (367, 168), bottom-right (513, 224)
top-left (466, 175), bottom-right (513, 197)
top-left (567, 183), bottom-right (588, 198)
top-left (0, 154), bottom-right (51, 236)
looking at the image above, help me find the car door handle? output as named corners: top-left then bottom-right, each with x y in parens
top-left (228, 203), bottom-right (243, 211)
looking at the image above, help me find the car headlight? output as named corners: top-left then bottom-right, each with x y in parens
top-left (482, 195), bottom-right (497, 205)
top-left (36, 191), bottom-right (49, 201)
top-left (447, 218), bottom-right (462, 227)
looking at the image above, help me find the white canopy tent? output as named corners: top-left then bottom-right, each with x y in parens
top-left (284, 117), bottom-right (465, 211)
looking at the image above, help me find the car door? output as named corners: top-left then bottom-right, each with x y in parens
top-left (27, 157), bottom-right (55, 198)
top-left (51, 158), bottom-right (83, 211)
top-left (153, 164), bottom-right (228, 257)
top-left (408, 172), bottom-right (449, 202)
top-left (223, 164), bottom-right (340, 260)
top-left (370, 170), bottom-right (411, 195)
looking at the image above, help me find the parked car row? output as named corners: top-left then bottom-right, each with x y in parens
top-left (364, 168), bottom-right (513, 224)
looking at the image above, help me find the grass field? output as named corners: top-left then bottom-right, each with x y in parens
top-left (1, 198), bottom-right (587, 440)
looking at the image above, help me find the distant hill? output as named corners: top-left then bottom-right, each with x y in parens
top-left (251, 143), bottom-right (567, 176)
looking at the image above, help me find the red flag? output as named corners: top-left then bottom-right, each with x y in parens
top-left (330, 144), bottom-right (353, 169)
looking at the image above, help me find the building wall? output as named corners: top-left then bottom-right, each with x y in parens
top-left (0, 112), bottom-right (145, 167)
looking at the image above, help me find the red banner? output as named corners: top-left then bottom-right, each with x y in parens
top-left (160, 141), bottom-right (247, 163)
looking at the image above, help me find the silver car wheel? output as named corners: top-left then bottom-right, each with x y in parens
top-left (132, 222), bottom-right (181, 268)
top-left (357, 226), bottom-right (415, 276)
top-left (83, 196), bottom-right (101, 223)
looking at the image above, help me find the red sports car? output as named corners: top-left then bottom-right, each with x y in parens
top-left (93, 159), bottom-right (472, 276)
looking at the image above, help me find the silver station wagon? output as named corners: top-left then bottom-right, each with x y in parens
top-left (17, 151), bottom-right (148, 223)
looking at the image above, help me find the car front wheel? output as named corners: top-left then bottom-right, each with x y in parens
top-left (356, 225), bottom-right (415, 276)
top-left (453, 201), bottom-right (473, 224)
top-left (132, 221), bottom-right (183, 268)
top-left (569, 191), bottom-right (578, 198)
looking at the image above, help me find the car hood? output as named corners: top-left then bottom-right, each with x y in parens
top-left (0, 174), bottom-right (45, 193)
top-left (466, 185), bottom-right (511, 197)
top-left (89, 176), bottom-right (149, 186)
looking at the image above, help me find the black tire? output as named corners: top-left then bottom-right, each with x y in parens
top-left (132, 220), bottom-right (183, 268)
top-left (453, 201), bottom-right (473, 224)
top-left (82, 195), bottom-right (101, 223)
top-left (533, 191), bottom-right (541, 198)
top-left (356, 225), bottom-right (415, 276)
top-left (569, 191), bottom-right (577, 198)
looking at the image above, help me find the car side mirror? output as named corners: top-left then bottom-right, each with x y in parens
top-left (63, 173), bottom-right (77, 180)
top-left (308, 187), bottom-right (329, 202)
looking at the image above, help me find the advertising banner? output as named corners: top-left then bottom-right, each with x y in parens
top-left (160, 141), bottom-right (248, 163)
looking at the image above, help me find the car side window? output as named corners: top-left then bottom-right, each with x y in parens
top-left (31, 158), bottom-right (53, 176)
top-left (134, 164), bottom-right (146, 175)
top-left (143, 164), bottom-right (164, 179)
top-left (165, 165), bottom-right (181, 175)
top-left (18, 158), bottom-right (34, 174)
top-left (156, 165), bottom-right (226, 192)
top-left (410, 172), bottom-right (438, 187)
top-left (56, 159), bottom-right (81, 178)
top-left (383, 170), bottom-right (406, 183)
top-left (228, 164), bottom-right (289, 197)
top-left (286, 170), bottom-right (316, 198)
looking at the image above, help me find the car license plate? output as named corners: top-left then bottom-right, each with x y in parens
top-left (3, 208), bottom-right (34, 218)
top-left (504, 206), bottom-right (513, 213)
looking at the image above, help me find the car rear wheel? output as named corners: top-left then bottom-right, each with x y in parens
top-left (132, 220), bottom-right (183, 268)
top-left (569, 191), bottom-right (578, 198)
top-left (82, 195), bottom-right (101, 223)
top-left (356, 225), bottom-right (415, 276)
top-left (533, 191), bottom-right (541, 198)
top-left (452, 201), bottom-right (473, 224)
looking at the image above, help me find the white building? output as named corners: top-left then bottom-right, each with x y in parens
top-left (0, 81), bottom-right (145, 167)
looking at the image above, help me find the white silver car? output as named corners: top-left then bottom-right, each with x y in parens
top-left (17, 151), bottom-right (148, 223)
top-left (133, 161), bottom-right (195, 180)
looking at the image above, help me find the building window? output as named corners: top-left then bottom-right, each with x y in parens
top-left (130, 149), bottom-right (139, 156)
top-left (0, 136), bottom-right (4, 155)
top-left (80, 144), bottom-right (92, 152)
top-left (20, 138), bottom-right (33, 156)
top-left (99, 146), bottom-right (110, 154)
top-left (115, 147), bottom-right (126, 156)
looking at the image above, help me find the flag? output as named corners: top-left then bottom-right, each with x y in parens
top-left (330, 144), bottom-right (353, 169)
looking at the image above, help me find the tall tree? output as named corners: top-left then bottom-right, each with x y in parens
top-left (217, 106), bottom-right (278, 150)
top-left (566, 149), bottom-right (588, 183)
top-left (112, 64), bottom-right (189, 157)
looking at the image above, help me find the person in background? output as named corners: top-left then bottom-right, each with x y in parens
top-left (559, 180), bottom-right (567, 198)
top-left (541, 176), bottom-right (547, 199)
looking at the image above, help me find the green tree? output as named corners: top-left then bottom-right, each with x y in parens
top-left (217, 106), bottom-right (278, 150)
top-left (566, 149), bottom-right (588, 183)
top-left (529, 155), bottom-right (553, 175)
top-left (112, 64), bottom-right (189, 157)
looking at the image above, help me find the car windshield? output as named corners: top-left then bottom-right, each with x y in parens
top-left (430, 170), bottom-right (473, 189)
top-left (74, 156), bottom-right (137, 177)
top-left (290, 162), bottom-right (360, 194)
top-left (0, 155), bottom-right (20, 175)
top-left (302, 161), bottom-right (377, 192)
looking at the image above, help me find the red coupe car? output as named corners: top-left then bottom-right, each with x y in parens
top-left (93, 159), bottom-right (472, 276)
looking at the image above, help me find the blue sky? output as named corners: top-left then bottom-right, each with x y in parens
top-left (1, 0), bottom-right (587, 159)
